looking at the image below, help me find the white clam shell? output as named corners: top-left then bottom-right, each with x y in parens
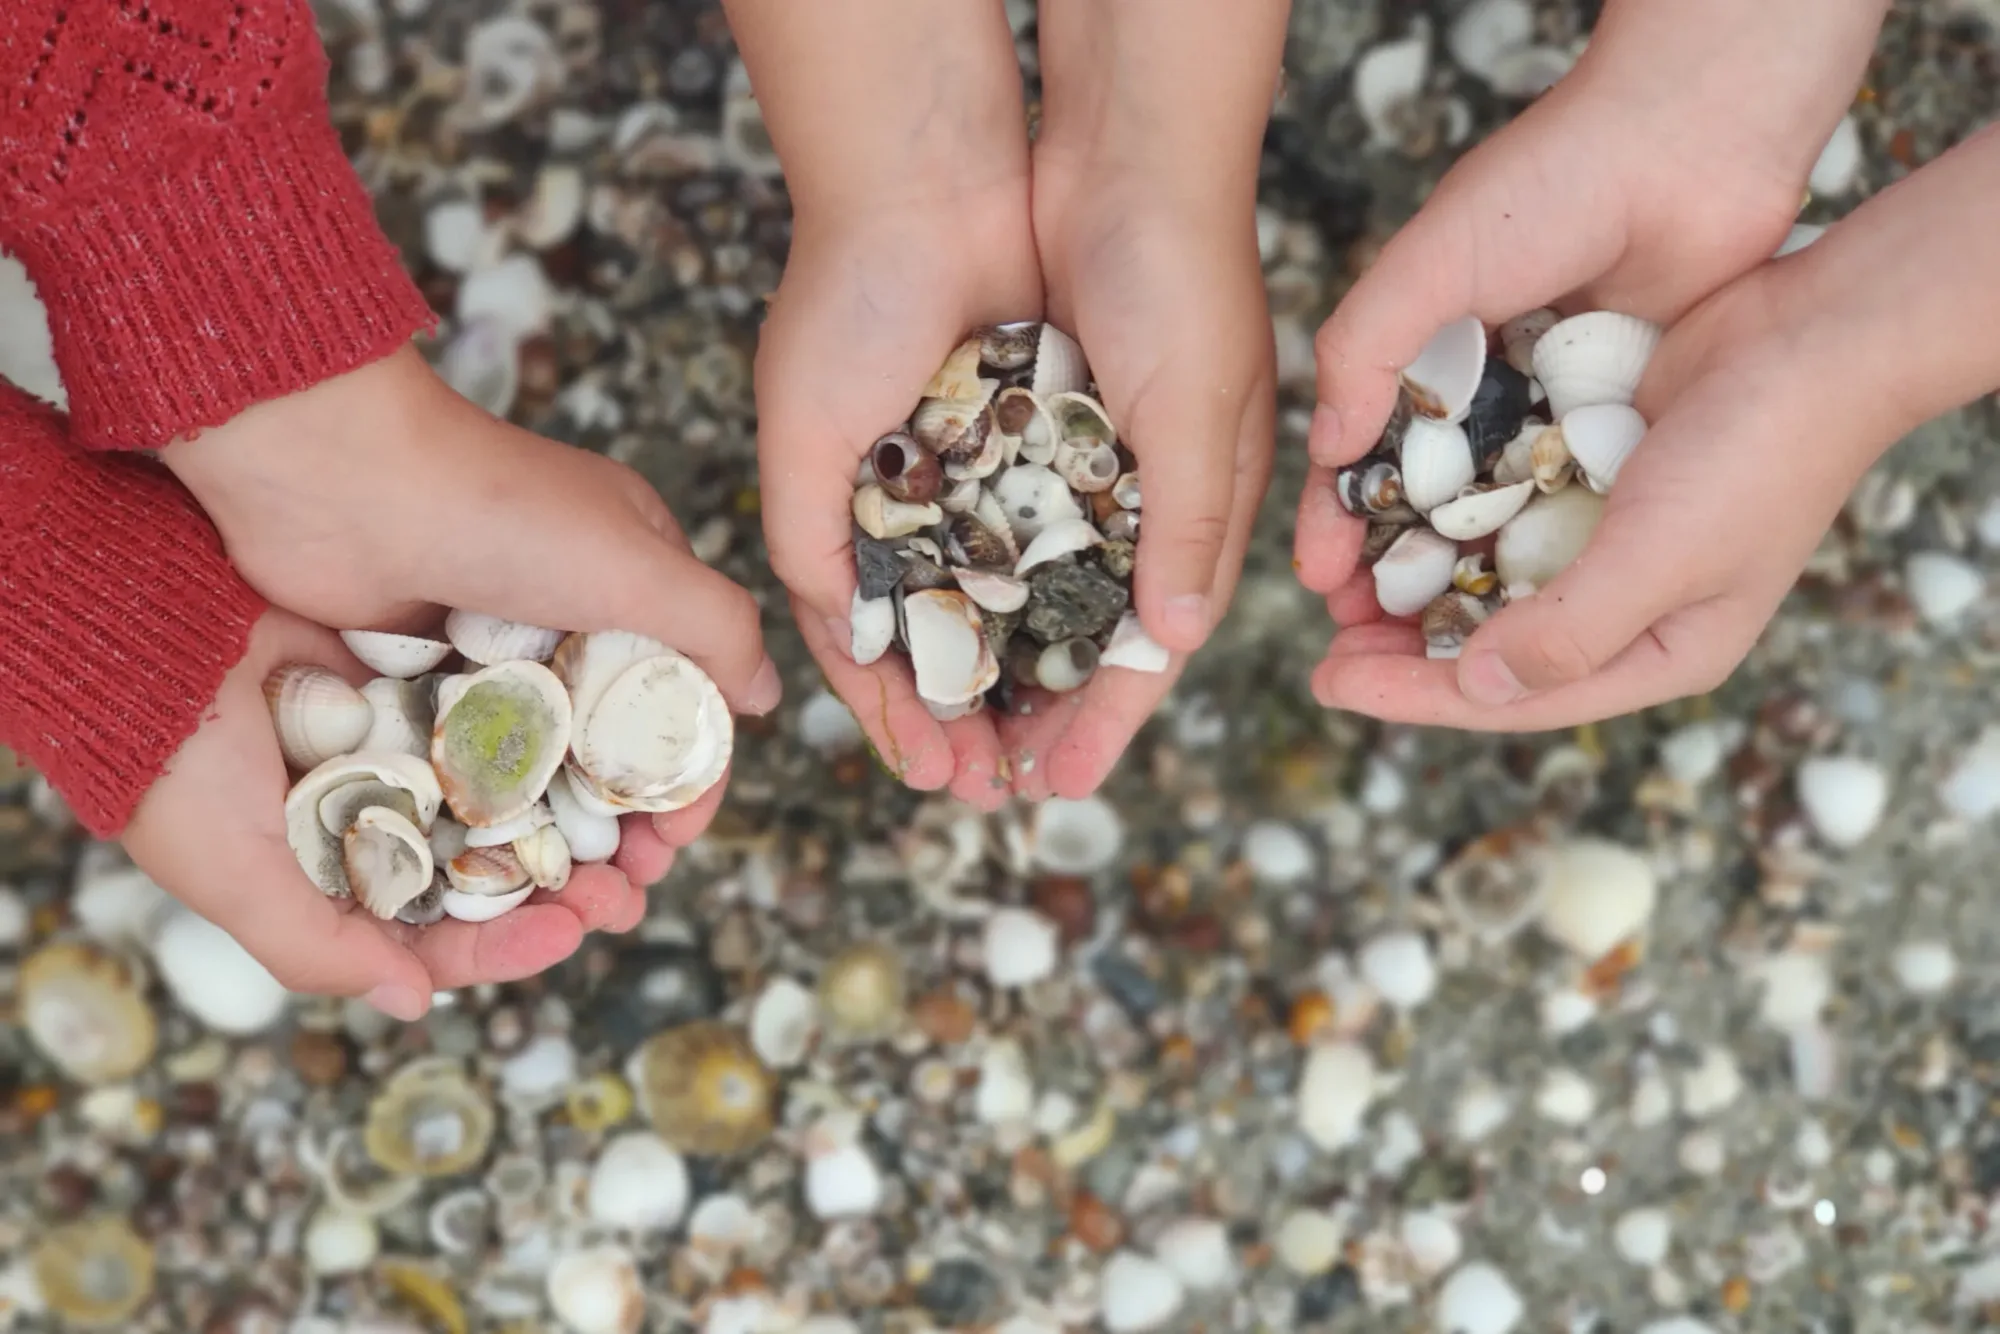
top-left (1774, 223), bottom-right (1826, 258)
top-left (849, 591), bottom-right (896, 666)
top-left (902, 589), bottom-right (999, 707)
top-left (357, 676), bottom-right (439, 759)
top-left (1446, 0), bottom-right (1533, 81)
top-left (1428, 479), bottom-right (1536, 540)
top-left (1530, 311), bottom-right (1662, 419)
top-left (431, 659), bottom-right (573, 828)
top-left (1055, 438), bottom-right (1121, 494)
top-left (343, 806), bottom-right (436, 920)
top-left (993, 463), bottom-right (1085, 543)
top-left (1037, 639), bottom-right (1100, 693)
top-left (340, 630), bottom-right (454, 680)
top-left (1015, 517), bottom-right (1105, 576)
top-left (1560, 402), bottom-right (1647, 491)
top-left (428, 816), bottom-right (470, 864)
top-left (1796, 755), bottom-right (1889, 850)
top-left (442, 884), bottom-right (535, 923)
top-left (514, 823), bottom-right (573, 892)
top-left (284, 752), bottom-right (446, 896)
top-left (265, 665), bottom-right (375, 773)
top-left (444, 609), bottom-right (565, 665)
top-left (445, 845), bottom-right (533, 897)
top-left (1495, 485), bottom-right (1605, 596)
top-left (1373, 527), bottom-right (1459, 618)
top-left (1101, 612), bottom-right (1171, 674)
top-left (1031, 324), bottom-right (1091, 398)
top-left (1398, 417), bottom-right (1477, 514)
top-left (546, 768), bottom-right (622, 863)
top-left (463, 802), bottom-right (554, 848)
top-left (556, 631), bottom-right (735, 814)
top-left (1401, 314), bottom-right (1487, 422)
top-left (956, 568), bottom-right (1030, 615)
top-left (749, 977), bottom-right (819, 1069)
top-left (1499, 308), bottom-right (1559, 376)
top-left (1354, 21), bottom-right (1430, 148)
top-left (852, 484), bottom-right (943, 540)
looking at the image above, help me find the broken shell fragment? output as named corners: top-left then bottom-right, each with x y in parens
top-left (1421, 589), bottom-right (1492, 659)
top-left (285, 752), bottom-right (446, 896)
top-left (1399, 418), bottom-right (1478, 514)
top-left (1453, 553), bottom-right (1498, 597)
top-left (1037, 638), bottom-right (1100, 692)
top-left (445, 610), bottom-right (565, 666)
top-left (1499, 308), bottom-right (1559, 376)
top-left (344, 806), bottom-right (437, 920)
top-left (921, 336), bottom-right (989, 402)
top-left (364, 1057), bottom-right (496, 1177)
top-left (265, 665), bottom-right (375, 772)
top-left (1559, 402), bottom-right (1647, 492)
top-left (993, 463), bottom-right (1085, 542)
top-left (340, 629), bottom-right (454, 680)
top-left (1031, 324), bottom-right (1092, 398)
top-left (358, 675), bottom-right (439, 759)
top-left (940, 476), bottom-right (983, 513)
top-left (1401, 315), bottom-right (1487, 422)
top-left (1495, 485), bottom-right (1606, 596)
top-left (1374, 527), bottom-right (1460, 618)
top-left (902, 589), bottom-right (1000, 706)
top-left (1530, 311), bottom-right (1662, 419)
top-left (514, 823), bottom-right (573, 892)
top-left (430, 660), bottom-right (573, 829)
top-left (979, 321), bottom-right (1041, 370)
top-left (852, 485), bottom-right (944, 540)
top-left (1429, 478), bottom-right (1535, 540)
top-left (1015, 517), bottom-right (1105, 576)
top-left (1101, 612), bottom-right (1171, 673)
top-left (1101, 510), bottom-right (1140, 543)
top-left (995, 388), bottom-right (1059, 466)
top-left (870, 431), bottom-right (943, 504)
top-left (941, 416), bottom-right (1008, 482)
top-left (956, 567), bottom-right (1030, 614)
top-left (1529, 423), bottom-right (1577, 493)
top-left (556, 631), bottom-right (735, 814)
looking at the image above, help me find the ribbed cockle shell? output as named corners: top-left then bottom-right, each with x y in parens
top-left (430, 659), bottom-right (573, 829)
top-left (265, 665), bottom-right (375, 773)
top-left (445, 609), bottom-right (565, 665)
top-left (285, 752), bottom-right (446, 897)
top-left (554, 630), bottom-right (735, 815)
top-left (339, 630), bottom-right (454, 680)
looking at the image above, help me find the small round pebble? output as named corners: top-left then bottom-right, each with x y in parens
top-left (1358, 930), bottom-right (1437, 1008)
top-left (1297, 1041), bottom-right (1376, 1150)
top-left (1152, 1217), bottom-right (1234, 1291)
top-left (1295, 1265), bottom-right (1362, 1322)
top-left (1274, 1208), bottom-right (1343, 1276)
top-left (1795, 755), bottom-right (1889, 850)
top-left (303, 1209), bottom-right (379, 1275)
top-left (1679, 1046), bottom-right (1744, 1117)
top-left (1940, 731), bottom-right (2000, 819)
top-left (1534, 1067), bottom-right (1596, 1125)
top-left (1891, 939), bottom-right (1958, 995)
top-left (915, 1259), bottom-right (1004, 1328)
top-left (1434, 1261), bottom-right (1524, 1334)
top-left (1400, 1209), bottom-right (1463, 1276)
top-left (152, 909), bottom-right (289, 1036)
top-left (1451, 1081), bottom-right (1514, 1143)
top-left (1904, 550), bottom-right (1984, 625)
top-left (1098, 1251), bottom-right (1185, 1333)
top-left (1678, 1130), bottom-right (1727, 1176)
top-left (982, 907), bottom-right (1061, 988)
top-left (1242, 820), bottom-right (1315, 883)
top-left (1613, 1207), bottom-right (1673, 1267)
top-left (796, 689), bottom-right (863, 753)
top-left (805, 1141), bottom-right (884, 1219)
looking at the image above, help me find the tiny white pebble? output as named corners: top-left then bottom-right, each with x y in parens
top-left (1613, 1207), bottom-right (1673, 1267)
top-left (1678, 1130), bottom-right (1726, 1176)
top-left (1680, 1047), bottom-right (1744, 1117)
top-left (796, 690), bottom-right (863, 753)
top-left (1796, 755), bottom-right (1889, 850)
top-left (1658, 722), bottom-right (1729, 788)
top-left (303, 1209), bottom-right (380, 1275)
top-left (1152, 1217), bottom-right (1235, 1291)
top-left (1434, 1261), bottom-right (1523, 1334)
top-left (1399, 1209), bottom-right (1462, 1276)
top-left (1296, 1042), bottom-right (1377, 1151)
top-left (1242, 820), bottom-right (1316, 884)
top-left (1890, 939), bottom-right (1958, 995)
top-left (1940, 729), bottom-right (2000, 820)
top-left (1358, 930), bottom-right (1437, 1008)
top-left (501, 1034), bottom-right (578, 1108)
top-left (1099, 1251), bottom-right (1185, 1333)
top-left (1273, 1209), bottom-right (1344, 1276)
top-left (982, 907), bottom-right (1061, 988)
top-left (1628, 1068), bottom-right (1674, 1127)
top-left (1794, 1117), bottom-right (1833, 1168)
top-left (1451, 1081), bottom-right (1514, 1143)
top-left (805, 1141), bottom-right (884, 1219)
top-left (1534, 1068), bottom-right (1597, 1125)
top-left (1755, 951), bottom-right (1833, 1031)
top-left (1905, 550), bottom-right (1984, 625)
top-left (974, 1038), bottom-right (1035, 1125)
top-left (1538, 987), bottom-right (1598, 1037)
top-left (1359, 755), bottom-right (1408, 814)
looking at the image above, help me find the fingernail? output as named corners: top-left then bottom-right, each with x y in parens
top-left (366, 984), bottom-right (426, 1022)
top-left (1460, 650), bottom-right (1527, 707)
top-left (745, 656), bottom-right (783, 714)
top-left (1163, 594), bottom-right (1211, 644)
top-left (1308, 404), bottom-right (1344, 465)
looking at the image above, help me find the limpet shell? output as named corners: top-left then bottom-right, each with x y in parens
top-left (430, 659), bottom-right (573, 828)
top-left (19, 941), bottom-right (158, 1086)
top-left (364, 1057), bottom-right (497, 1178)
top-left (556, 632), bottom-right (735, 814)
top-left (635, 1021), bottom-right (778, 1156)
top-left (444, 609), bottom-right (565, 665)
top-left (264, 665), bottom-right (374, 772)
top-left (340, 629), bottom-right (454, 680)
top-left (30, 1216), bottom-right (156, 1329)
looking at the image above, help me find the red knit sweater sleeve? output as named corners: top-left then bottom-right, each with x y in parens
top-left (0, 380), bottom-right (265, 835)
top-left (0, 1), bottom-right (436, 451)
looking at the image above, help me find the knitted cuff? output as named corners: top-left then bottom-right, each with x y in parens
top-left (4, 87), bottom-right (436, 453)
top-left (0, 385), bottom-right (265, 836)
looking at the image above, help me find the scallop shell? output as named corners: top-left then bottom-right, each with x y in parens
top-left (264, 665), bottom-right (375, 772)
top-left (344, 806), bottom-right (438, 920)
top-left (514, 823), bottom-right (572, 892)
top-left (902, 589), bottom-right (1000, 707)
top-left (1558, 402), bottom-right (1647, 492)
top-left (852, 484), bottom-right (944, 540)
top-left (1401, 315), bottom-right (1488, 422)
top-left (430, 659), bottom-right (573, 828)
top-left (849, 592), bottom-right (896, 667)
top-left (340, 629), bottom-right (455, 679)
top-left (1499, 308), bottom-right (1559, 376)
top-left (364, 1057), bottom-right (496, 1177)
top-left (818, 940), bottom-right (908, 1042)
top-left (1100, 612), bottom-right (1172, 673)
top-left (1530, 311), bottom-right (1662, 419)
top-left (1373, 527), bottom-right (1459, 618)
top-left (554, 631), bottom-right (735, 814)
top-left (635, 1021), bottom-right (777, 1156)
top-left (1398, 417), bottom-right (1477, 514)
top-left (1037, 638), bottom-right (1101, 692)
top-left (30, 1217), bottom-right (156, 1329)
top-left (1031, 324), bottom-right (1092, 398)
top-left (871, 431), bottom-right (943, 504)
top-left (1428, 478), bottom-right (1536, 540)
top-left (285, 752), bottom-right (446, 896)
top-left (358, 675), bottom-right (440, 758)
top-left (1495, 485), bottom-right (1606, 596)
top-left (19, 941), bottom-right (158, 1085)
top-left (956, 568), bottom-right (1030, 615)
top-left (547, 768), bottom-right (622, 863)
top-left (1015, 517), bottom-right (1105, 576)
top-left (995, 388), bottom-right (1059, 466)
top-left (993, 463), bottom-right (1085, 543)
top-left (444, 609), bottom-right (565, 665)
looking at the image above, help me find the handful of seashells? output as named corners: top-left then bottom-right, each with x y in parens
top-left (265, 615), bottom-right (732, 927)
top-left (848, 322), bottom-right (1170, 718)
top-left (1335, 307), bottom-right (1663, 657)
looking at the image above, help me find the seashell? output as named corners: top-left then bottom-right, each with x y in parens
top-left (455, 14), bottom-right (563, 131)
top-left (446, 845), bottom-right (533, 897)
top-left (1774, 223), bottom-right (1826, 258)
top-left (940, 476), bottom-right (983, 513)
top-left (1336, 458), bottom-right (1408, 518)
top-left (1420, 590), bottom-right (1492, 659)
top-left (1031, 324), bottom-right (1092, 398)
top-left (871, 431), bottom-right (943, 504)
top-left (319, 777), bottom-right (421, 840)
top-left (941, 413), bottom-right (1008, 482)
top-left (1400, 315), bottom-right (1487, 422)
top-left (548, 1245), bottom-right (645, 1334)
top-left (396, 876), bottom-right (448, 926)
top-left (1495, 485), bottom-right (1605, 596)
top-left (921, 336), bottom-right (989, 402)
top-left (358, 675), bottom-right (440, 758)
top-left (956, 567), bottom-right (1030, 614)
top-left (978, 321), bottom-right (1042, 370)
top-left (914, 393), bottom-right (999, 464)
top-left (1354, 22), bottom-right (1430, 149)
top-left (1453, 553), bottom-right (1498, 597)
top-left (1906, 550), bottom-right (1984, 626)
top-left (514, 823), bottom-right (572, 892)
top-left (1486, 44), bottom-right (1575, 98)
top-left (1398, 417), bottom-right (1477, 513)
top-left (264, 665), bottom-right (375, 772)
top-left (852, 484), bottom-right (944, 540)
top-left (1015, 517), bottom-right (1105, 576)
top-left (586, 1133), bottom-right (690, 1232)
top-left (996, 388), bottom-right (1060, 466)
top-left (907, 535), bottom-right (947, 565)
top-left (444, 609), bottom-right (565, 665)
top-left (818, 940), bottom-right (908, 1042)
top-left (285, 752), bottom-right (446, 896)
top-left (1101, 509), bottom-right (1141, 543)
top-left (635, 1021), bottom-right (777, 1156)
top-left (1809, 112), bottom-right (1863, 198)
top-left (151, 908), bottom-right (288, 1035)
top-left (1373, 527), bottom-right (1459, 617)
top-left (517, 162), bottom-right (586, 250)
top-left (340, 629), bottom-right (454, 679)
top-left (993, 463), bottom-right (1086, 542)
top-left (1037, 638), bottom-right (1100, 692)
top-left (344, 806), bottom-right (437, 920)
top-left (430, 659), bottom-right (572, 828)
top-left (924, 696), bottom-right (985, 721)
top-left (749, 977), bottom-right (820, 1067)
top-left (19, 941), bottom-right (158, 1085)
top-left (1463, 359), bottom-right (1534, 467)
top-left (1100, 612), bottom-right (1171, 673)
top-left (1055, 437), bottom-right (1121, 493)
top-left (547, 768), bottom-right (622, 863)
top-left (429, 1187), bottom-right (494, 1257)
top-left (849, 591), bottom-right (896, 666)
top-left (1499, 308), bottom-right (1559, 376)
top-left (1530, 311), bottom-right (1662, 419)
top-left (1489, 421), bottom-right (1540, 487)
top-left (30, 1217), bottom-right (156, 1330)
top-left (1112, 472), bottom-right (1141, 511)
top-left (554, 631), bottom-right (735, 814)
top-left (1796, 755), bottom-right (1889, 850)
top-left (1428, 478), bottom-right (1535, 540)
top-left (428, 815), bottom-right (469, 863)
top-left (463, 802), bottom-right (554, 848)
top-left (946, 513), bottom-right (1019, 569)
top-left (1528, 422), bottom-right (1576, 493)
top-left (1532, 838), bottom-right (1657, 958)
top-left (1447, 0), bottom-right (1534, 81)
top-left (1031, 795), bottom-right (1126, 874)
top-left (364, 1057), bottom-right (496, 1177)
top-left (1559, 402), bottom-right (1647, 491)
top-left (1046, 392), bottom-right (1119, 451)
top-left (901, 589), bottom-right (1000, 707)
top-left (441, 876), bottom-right (531, 922)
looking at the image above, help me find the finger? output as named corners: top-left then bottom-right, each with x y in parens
top-left (947, 717), bottom-right (1012, 812)
top-left (397, 905), bottom-right (585, 990)
top-left (1327, 571), bottom-right (1387, 630)
top-left (1125, 368), bottom-right (1253, 653)
top-left (1326, 620), bottom-right (1424, 658)
top-left (1002, 686), bottom-right (1090, 804)
top-left (649, 771), bottom-right (730, 849)
top-left (1294, 465), bottom-right (1365, 596)
top-left (794, 594), bottom-right (959, 791)
top-left (528, 863), bottom-right (635, 934)
top-left (615, 814), bottom-right (677, 887)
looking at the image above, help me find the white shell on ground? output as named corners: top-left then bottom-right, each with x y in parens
top-left (1374, 527), bottom-right (1459, 618)
top-left (901, 590), bottom-right (999, 706)
top-left (1435, 1261), bottom-right (1524, 1334)
top-left (993, 464), bottom-right (1087, 544)
top-left (1101, 612), bottom-right (1171, 673)
top-left (849, 591), bottom-right (895, 666)
top-left (1014, 517), bottom-right (1104, 576)
top-left (344, 806), bottom-right (437, 920)
top-left (340, 629), bottom-right (453, 679)
top-left (1429, 479), bottom-right (1534, 540)
top-left (1446, 0), bottom-right (1533, 81)
top-left (748, 978), bottom-right (819, 1068)
top-left (1560, 401), bottom-right (1648, 491)
top-left (984, 907), bottom-right (1061, 987)
top-left (1099, 1251), bottom-right (1185, 1334)
top-left (1031, 795), bottom-right (1124, 873)
top-left (1530, 311), bottom-right (1662, 419)
top-left (445, 609), bottom-right (565, 664)
top-left (431, 659), bottom-right (573, 827)
top-left (1795, 755), bottom-right (1888, 849)
top-left (265, 665), bottom-right (375, 772)
top-left (152, 909), bottom-right (290, 1035)
top-left (586, 1132), bottom-right (689, 1232)
top-left (1354, 22), bottom-right (1430, 148)
top-left (555, 631), bottom-right (735, 814)
top-left (1297, 1041), bottom-right (1376, 1150)
top-left (1534, 838), bottom-right (1657, 959)
top-left (1401, 315), bottom-right (1487, 422)
top-left (285, 752), bottom-right (446, 896)
top-left (463, 803), bottom-right (553, 848)
top-left (546, 768), bottom-right (622, 863)
top-left (1486, 43), bottom-right (1574, 97)
top-left (1494, 485), bottom-right (1605, 596)
top-left (1399, 417), bottom-right (1477, 513)
top-left (546, 1243), bottom-right (645, 1334)
top-left (1905, 551), bottom-right (1984, 625)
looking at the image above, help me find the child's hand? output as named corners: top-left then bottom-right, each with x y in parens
top-left (754, 188), bottom-right (1043, 808)
top-left (121, 609), bottom-right (655, 1021)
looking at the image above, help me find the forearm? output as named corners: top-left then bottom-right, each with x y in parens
top-left (1034, 0), bottom-right (1291, 204)
top-left (719, 0), bottom-right (1030, 221)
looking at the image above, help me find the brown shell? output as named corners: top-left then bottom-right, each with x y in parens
top-left (19, 941), bottom-right (158, 1086)
top-left (637, 1021), bottom-right (777, 1156)
top-left (32, 1217), bottom-right (156, 1329)
top-left (817, 941), bottom-right (908, 1042)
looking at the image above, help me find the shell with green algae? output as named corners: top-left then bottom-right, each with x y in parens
top-left (19, 941), bottom-right (158, 1086)
top-left (364, 1057), bottom-right (497, 1178)
top-left (31, 1216), bottom-right (156, 1329)
top-left (633, 1021), bottom-right (777, 1157)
